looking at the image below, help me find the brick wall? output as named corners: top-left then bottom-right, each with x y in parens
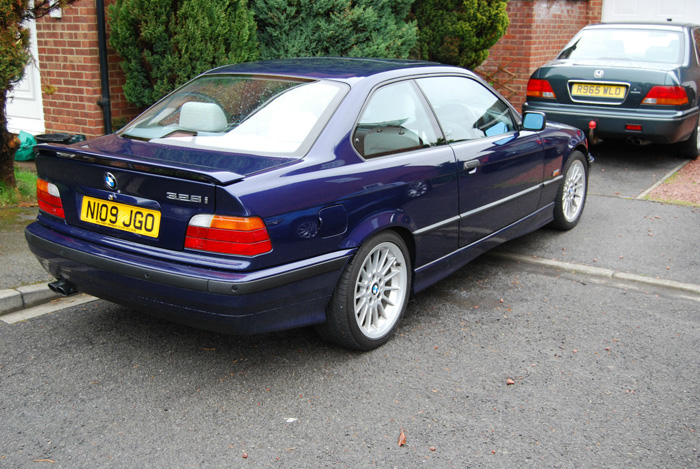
top-left (478, 0), bottom-right (603, 110)
top-left (35, 0), bottom-right (601, 138)
top-left (35, 0), bottom-right (140, 138)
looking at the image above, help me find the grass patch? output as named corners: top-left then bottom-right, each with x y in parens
top-left (642, 195), bottom-right (700, 207)
top-left (0, 166), bottom-right (37, 207)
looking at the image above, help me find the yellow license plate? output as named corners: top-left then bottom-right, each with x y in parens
top-left (571, 83), bottom-right (626, 99)
top-left (80, 196), bottom-right (161, 238)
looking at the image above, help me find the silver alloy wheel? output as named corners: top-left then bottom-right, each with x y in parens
top-left (353, 241), bottom-right (408, 339)
top-left (562, 159), bottom-right (586, 223)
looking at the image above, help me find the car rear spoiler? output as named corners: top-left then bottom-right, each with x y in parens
top-left (34, 144), bottom-right (245, 185)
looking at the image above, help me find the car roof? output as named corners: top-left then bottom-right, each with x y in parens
top-left (583, 22), bottom-right (697, 31)
top-left (203, 57), bottom-right (462, 83)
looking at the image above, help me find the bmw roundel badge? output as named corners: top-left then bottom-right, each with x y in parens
top-left (104, 172), bottom-right (118, 191)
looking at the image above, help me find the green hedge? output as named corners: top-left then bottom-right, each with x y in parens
top-left (108, 0), bottom-right (510, 107)
top-left (108, 0), bottom-right (258, 107)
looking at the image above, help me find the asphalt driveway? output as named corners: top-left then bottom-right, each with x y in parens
top-left (0, 141), bottom-right (698, 467)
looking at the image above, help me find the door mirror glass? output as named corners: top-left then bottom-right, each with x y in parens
top-left (522, 112), bottom-right (546, 131)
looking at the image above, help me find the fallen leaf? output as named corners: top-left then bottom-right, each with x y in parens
top-left (506, 378), bottom-right (515, 385)
top-left (242, 452), bottom-right (248, 459)
top-left (398, 428), bottom-right (406, 447)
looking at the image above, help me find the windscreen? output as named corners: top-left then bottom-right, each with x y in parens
top-left (558, 28), bottom-right (684, 64)
top-left (120, 75), bottom-right (348, 156)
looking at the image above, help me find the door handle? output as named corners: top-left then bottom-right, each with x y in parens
top-left (464, 160), bottom-right (480, 174)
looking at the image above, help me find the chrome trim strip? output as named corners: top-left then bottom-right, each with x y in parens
top-left (413, 183), bottom-right (544, 236)
top-left (416, 203), bottom-right (554, 272)
top-left (543, 175), bottom-right (563, 187)
top-left (459, 184), bottom-right (541, 220)
top-left (529, 105), bottom-right (698, 121)
top-left (413, 184), bottom-right (545, 236)
top-left (414, 215), bottom-right (461, 236)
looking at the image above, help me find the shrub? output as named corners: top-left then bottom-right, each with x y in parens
top-left (412, 0), bottom-right (509, 69)
top-left (253, 0), bottom-right (418, 59)
top-left (108, 0), bottom-right (258, 107)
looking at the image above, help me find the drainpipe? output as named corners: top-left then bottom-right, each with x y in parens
top-left (96, 0), bottom-right (112, 134)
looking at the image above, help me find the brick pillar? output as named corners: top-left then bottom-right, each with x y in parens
top-left (477, 0), bottom-right (604, 111)
top-left (35, 0), bottom-right (140, 138)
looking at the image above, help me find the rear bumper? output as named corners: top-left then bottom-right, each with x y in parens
top-left (25, 222), bottom-right (351, 334)
top-left (523, 101), bottom-right (699, 144)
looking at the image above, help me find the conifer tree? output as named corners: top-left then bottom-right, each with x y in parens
top-left (412, 0), bottom-right (509, 69)
top-left (108, 0), bottom-right (258, 107)
top-left (253, 0), bottom-right (417, 59)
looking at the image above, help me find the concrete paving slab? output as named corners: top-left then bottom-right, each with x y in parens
top-left (496, 194), bottom-right (700, 286)
top-left (0, 289), bottom-right (23, 315)
top-left (16, 283), bottom-right (61, 309)
top-left (0, 294), bottom-right (96, 324)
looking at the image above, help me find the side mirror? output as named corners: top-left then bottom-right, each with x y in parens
top-left (522, 112), bottom-right (546, 131)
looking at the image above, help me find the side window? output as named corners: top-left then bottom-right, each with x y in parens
top-left (417, 76), bottom-right (516, 143)
top-left (353, 81), bottom-right (441, 158)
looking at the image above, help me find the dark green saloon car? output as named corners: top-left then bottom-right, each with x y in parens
top-left (524, 22), bottom-right (700, 158)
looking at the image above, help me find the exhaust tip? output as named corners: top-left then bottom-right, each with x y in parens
top-left (625, 137), bottom-right (653, 146)
top-left (48, 279), bottom-right (78, 297)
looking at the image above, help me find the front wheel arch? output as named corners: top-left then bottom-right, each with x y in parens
top-left (550, 150), bottom-right (589, 230)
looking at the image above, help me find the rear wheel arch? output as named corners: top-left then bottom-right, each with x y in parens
top-left (340, 218), bottom-right (417, 289)
top-left (340, 210), bottom-right (413, 249)
top-left (385, 226), bottom-right (415, 272)
top-left (316, 229), bottom-right (413, 350)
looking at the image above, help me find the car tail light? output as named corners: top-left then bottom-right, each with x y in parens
top-left (641, 86), bottom-right (689, 105)
top-left (526, 79), bottom-right (556, 99)
top-left (37, 178), bottom-right (65, 219)
top-left (185, 214), bottom-right (272, 256)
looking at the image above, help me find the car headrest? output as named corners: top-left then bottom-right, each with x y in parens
top-left (179, 102), bottom-right (227, 132)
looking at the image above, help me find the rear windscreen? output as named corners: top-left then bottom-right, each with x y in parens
top-left (120, 75), bottom-right (348, 157)
top-left (558, 28), bottom-right (684, 64)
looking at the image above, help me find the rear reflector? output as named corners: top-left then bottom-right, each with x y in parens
top-left (642, 86), bottom-right (689, 105)
top-left (625, 124), bottom-right (643, 132)
top-left (185, 214), bottom-right (272, 256)
top-left (526, 79), bottom-right (556, 99)
top-left (37, 178), bottom-right (65, 219)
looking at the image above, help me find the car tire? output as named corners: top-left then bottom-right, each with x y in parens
top-left (677, 115), bottom-right (700, 159)
top-left (550, 150), bottom-right (588, 230)
top-left (316, 231), bottom-right (411, 350)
